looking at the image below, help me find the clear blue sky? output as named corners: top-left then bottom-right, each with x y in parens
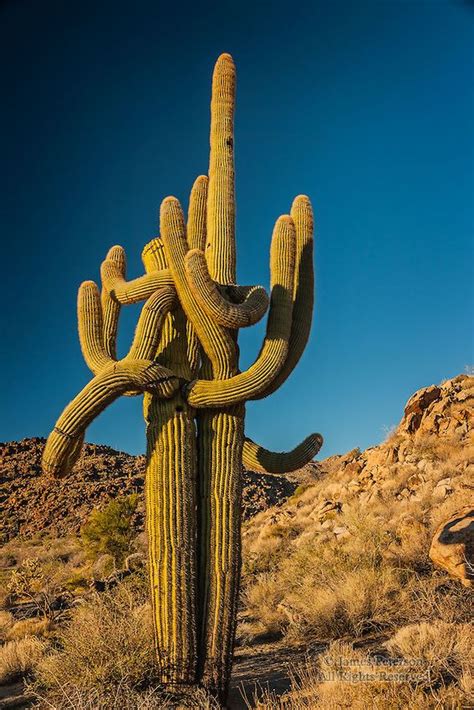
top-left (1, 0), bottom-right (473, 458)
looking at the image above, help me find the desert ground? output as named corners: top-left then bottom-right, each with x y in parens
top-left (1, 374), bottom-right (472, 708)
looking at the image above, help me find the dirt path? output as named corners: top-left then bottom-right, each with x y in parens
top-left (228, 640), bottom-right (321, 709)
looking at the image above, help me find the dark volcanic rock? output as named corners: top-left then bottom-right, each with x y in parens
top-left (0, 438), bottom-right (299, 542)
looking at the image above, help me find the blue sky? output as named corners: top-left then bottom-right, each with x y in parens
top-left (1, 0), bottom-right (473, 458)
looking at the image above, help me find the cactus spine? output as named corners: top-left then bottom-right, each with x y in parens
top-left (42, 53), bottom-right (321, 704)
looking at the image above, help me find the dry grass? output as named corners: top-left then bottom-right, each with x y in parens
top-left (252, 629), bottom-right (473, 709)
top-left (0, 610), bottom-right (14, 641)
top-left (386, 620), bottom-right (474, 687)
top-left (30, 684), bottom-right (220, 709)
top-left (0, 637), bottom-right (46, 683)
top-left (32, 577), bottom-right (158, 701)
top-left (6, 618), bottom-right (53, 641)
top-left (0, 537), bottom-right (84, 570)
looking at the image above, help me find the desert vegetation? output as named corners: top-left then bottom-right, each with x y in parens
top-left (0, 376), bottom-right (472, 707)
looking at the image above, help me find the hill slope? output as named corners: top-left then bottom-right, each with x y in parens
top-left (241, 374), bottom-right (473, 642)
top-left (0, 440), bottom-right (301, 542)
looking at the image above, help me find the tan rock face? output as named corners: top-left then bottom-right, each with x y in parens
top-left (429, 506), bottom-right (474, 587)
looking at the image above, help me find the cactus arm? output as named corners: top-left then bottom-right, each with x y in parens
top-left (127, 287), bottom-right (176, 361)
top-left (184, 249), bottom-right (269, 328)
top-left (242, 433), bottom-right (323, 474)
top-left (101, 245), bottom-right (125, 359)
top-left (186, 215), bottom-right (296, 408)
top-left (206, 53), bottom-right (236, 285)
top-left (258, 195), bottom-right (314, 396)
top-left (42, 361), bottom-right (179, 477)
top-left (160, 196), bottom-right (237, 378)
top-left (187, 175), bottom-right (208, 251)
top-left (101, 260), bottom-right (174, 304)
top-left (78, 280), bottom-right (113, 374)
top-left (186, 176), bottom-right (208, 375)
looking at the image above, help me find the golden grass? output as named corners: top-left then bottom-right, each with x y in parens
top-left (34, 581), bottom-right (155, 696)
top-left (6, 618), bottom-right (52, 641)
top-left (0, 610), bottom-right (14, 641)
top-left (0, 637), bottom-right (46, 683)
top-left (386, 620), bottom-right (474, 686)
top-left (252, 629), bottom-right (473, 709)
top-left (240, 421), bottom-right (473, 648)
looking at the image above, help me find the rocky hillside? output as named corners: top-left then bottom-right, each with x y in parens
top-left (1, 375), bottom-right (472, 545)
top-left (317, 373), bottom-right (473, 508)
top-left (0, 440), bottom-right (300, 542)
top-left (240, 374), bottom-right (473, 645)
top-left (245, 374), bottom-right (473, 546)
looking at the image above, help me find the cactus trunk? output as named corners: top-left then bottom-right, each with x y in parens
top-left (197, 408), bottom-right (244, 700)
top-left (145, 395), bottom-right (197, 686)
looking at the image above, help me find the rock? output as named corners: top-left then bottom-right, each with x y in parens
top-left (92, 554), bottom-right (115, 579)
top-left (407, 472), bottom-right (425, 490)
top-left (429, 506), bottom-right (474, 586)
top-left (124, 552), bottom-right (145, 572)
top-left (433, 477), bottom-right (453, 498)
top-left (333, 526), bottom-right (350, 539)
top-left (404, 385), bottom-right (441, 419)
top-left (436, 477), bottom-right (452, 487)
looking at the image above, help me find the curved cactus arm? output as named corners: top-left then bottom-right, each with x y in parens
top-left (160, 196), bottom-right (237, 378)
top-left (78, 280), bottom-right (113, 374)
top-left (206, 53), bottom-right (236, 285)
top-left (242, 433), bottom-right (323, 474)
top-left (257, 195), bottom-right (314, 397)
top-left (101, 245), bottom-right (125, 359)
top-left (127, 287), bottom-right (176, 361)
top-left (184, 249), bottom-right (269, 328)
top-left (64, 432), bottom-right (85, 471)
top-left (101, 260), bottom-right (174, 305)
top-left (42, 361), bottom-right (179, 478)
top-left (185, 215), bottom-right (296, 408)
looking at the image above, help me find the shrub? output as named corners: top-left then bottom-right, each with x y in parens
top-left (80, 494), bottom-right (139, 567)
top-left (6, 557), bottom-right (61, 621)
top-left (33, 580), bottom-right (156, 699)
top-left (386, 620), bottom-right (474, 686)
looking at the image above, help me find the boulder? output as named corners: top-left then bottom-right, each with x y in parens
top-left (429, 506), bottom-right (474, 586)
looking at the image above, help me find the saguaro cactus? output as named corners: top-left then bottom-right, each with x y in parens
top-left (42, 53), bottom-right (321, 704)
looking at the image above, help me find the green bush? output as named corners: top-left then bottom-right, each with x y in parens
top-left (80, 495), bottom-right (139, 567)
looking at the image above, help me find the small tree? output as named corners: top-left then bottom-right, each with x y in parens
top-left (81, 494), bottom-right (138, 567)
top-left (7, 557), bottom-right (58, 621)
